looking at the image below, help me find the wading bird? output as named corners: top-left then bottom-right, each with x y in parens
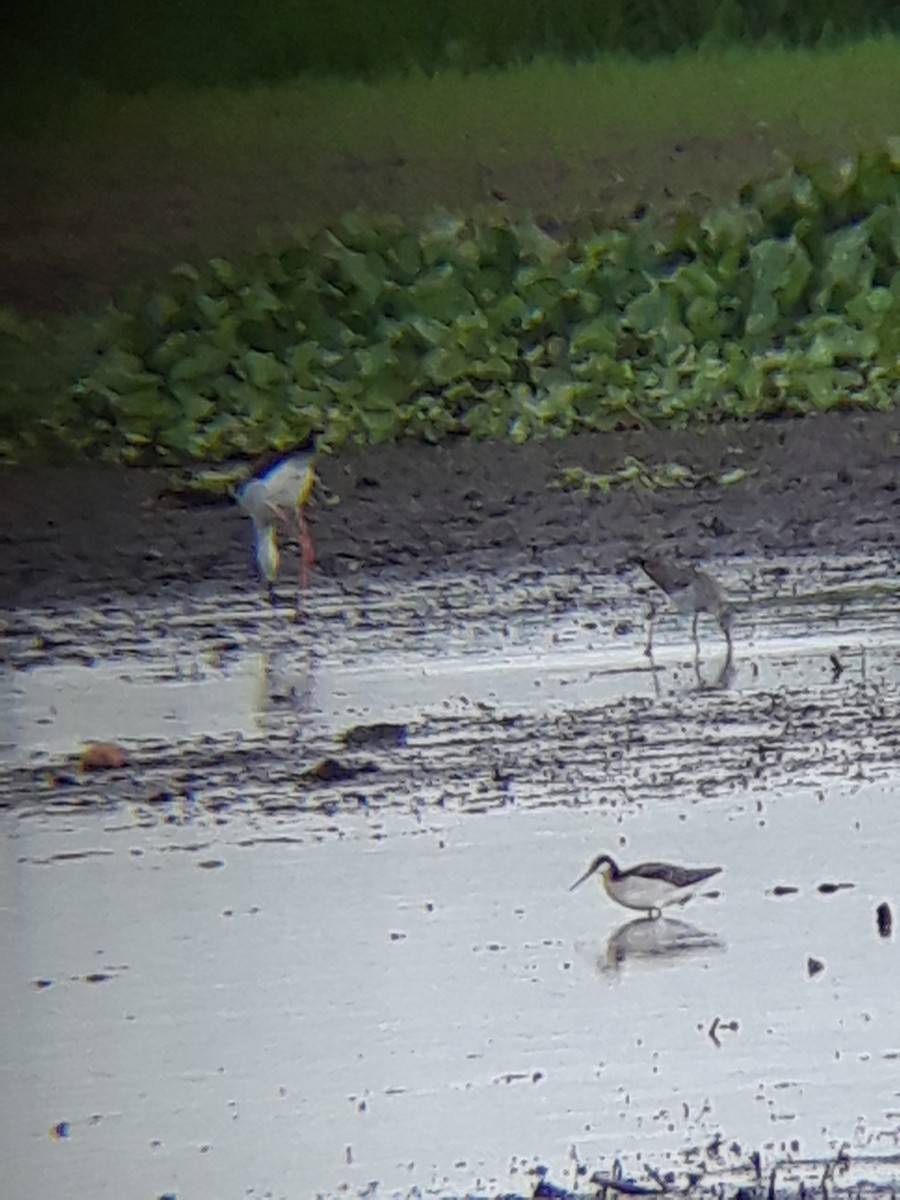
top-left (633, 552), bottom-right (733, 676)
top-left (237, 447), bottom-right (316, 611)
top-left (570, 853), bottom-right (722, 919)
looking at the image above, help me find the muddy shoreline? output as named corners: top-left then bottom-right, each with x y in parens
top-left (1, 409), bottom-right (898, 610)
top-left (3, 413), bottom-right (900, 1198)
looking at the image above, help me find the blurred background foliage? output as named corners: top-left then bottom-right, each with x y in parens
top-left (6, 0), bottom-right (900, 95)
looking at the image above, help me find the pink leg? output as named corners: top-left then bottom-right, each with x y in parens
top-left (294, 508), bottom-right (314, 615)
top-left (270, 505), bottom-right (313, 617)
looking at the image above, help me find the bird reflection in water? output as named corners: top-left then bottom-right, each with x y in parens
top-left (597, 915), bottom-right (726, 976)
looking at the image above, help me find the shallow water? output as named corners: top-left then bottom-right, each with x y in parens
top-left (1, 552), bottom-right (899, 1198)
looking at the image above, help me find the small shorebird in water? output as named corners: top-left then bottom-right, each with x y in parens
top-left (237, 446), bottom-right (316, 612)
top-left (570, 853), bottom-right (722, 919)
top-left (632, 552), bottom-right (734, 677)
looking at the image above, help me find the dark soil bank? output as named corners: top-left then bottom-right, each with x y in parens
top-left (1, 410), bottom-right (898, 610)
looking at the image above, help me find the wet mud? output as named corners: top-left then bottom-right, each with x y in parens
top-left (2, 414), bottom-right (900, 1199)
top-left (2, 409), bottom-right (899, 609)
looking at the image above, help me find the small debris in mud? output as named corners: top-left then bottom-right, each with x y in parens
top-left (197, 858), bottom-right (225, 870)
top-left (80, 972), bottom-right (114, 984)
top-left (49, 849), bottom-right (113, 863)
top-left (585, 1171), bottom-right (665, 1195)
top-left (32, 978), bottom-right (53, 990)
top-left (807, 956), bottom-right (825, 977)
top-left (46, 772), bottom-right (79, 788)
top-left (817, 882), bottom-right (855, 894)
top-left (339, 722), bottom-right (408, 749)
top-left (145, 790), bottom-right (175, 805)
top-left (876, 902), bottom-right (893, 938)
top-left (50, 1121), bottom-right (70, 1140)
top-left (531, 1175), bottom-right (580, 1198)
top-left (304, 757), bottom-right (379, 783)
top-left (389, 931), bottom-right (407, 942)
top-left (830, 653), bottom-right (844, 681)
top-left (708, 1016), bottom-right (739, 1047)
top-left (80, 741), bottom-right (128, 771)
top-left (769, 885), bottom-right (800, 897)
top-left (491, 763), bottom-right (514, 788)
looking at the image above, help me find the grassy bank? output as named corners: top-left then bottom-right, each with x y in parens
top-left (3, 146), bottom-right (900, 466)
top-left (11, 39), bottom-right (900, 157)
top-left (6, 0), bottom-right (900, 97)
top-left (2, 43), bottom-right (900, 466)
top-left (4, 40), bottom-right (900, 320)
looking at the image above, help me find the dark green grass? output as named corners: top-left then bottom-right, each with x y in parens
top-left (4, 42), bottom-right (900, 463)
top-left (10, 40), bottom-right (900, 159)
top-left (6, 0), bottom-right (900, 98)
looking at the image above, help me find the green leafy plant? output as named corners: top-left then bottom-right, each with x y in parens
top-left (553, 459), bottom-right (749, 494)
top-left (4, 147), bottom-right (900, 465)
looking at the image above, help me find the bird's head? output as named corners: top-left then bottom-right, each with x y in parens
top-left (569, 853), bottom-right (617, 892)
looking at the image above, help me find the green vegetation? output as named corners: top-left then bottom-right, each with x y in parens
top-left (554, 460), bottom-right (749, 495)
top-left (10, 39), bottom-right (900, 154)
top-left (7, 0), bottom-right (900, 99)
top-left (3, 147), bottom-right (899, 466)
top-left (5, 40), bottom-right (900, 321)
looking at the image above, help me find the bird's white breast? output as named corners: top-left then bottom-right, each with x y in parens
top-left (606, 873), bottom-right (681, 910)
top-left (261, 456), bottom-right (314, 508)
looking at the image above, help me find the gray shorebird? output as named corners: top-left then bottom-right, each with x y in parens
top-left (570, 853), bottom-right (722, 919)
top-left (237, 448), bottom-right (316, 610)
top-left (633, 552), bottom-right (733, 673)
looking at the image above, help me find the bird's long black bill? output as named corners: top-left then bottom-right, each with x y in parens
top-left (569, 863), bottom-right (600, 892)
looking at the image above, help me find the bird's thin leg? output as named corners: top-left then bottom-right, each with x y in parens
top-left (643, 614), bottom-right (657, 662)
top-left (692, 611), bottom-right (702, 686)
top-left (298, 510), bottom-right (315, 572)
top-left (643, 601), bottom-right (660, 697)
top-left (711, 614), bottom-right (735, 689)
top-left (643, 601), bottom-right (656, 660)
top-left (294, 508), bottom-right (314, 618)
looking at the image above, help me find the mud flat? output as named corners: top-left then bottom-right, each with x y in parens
top-left (2, 540), bottom-right (899, 1198)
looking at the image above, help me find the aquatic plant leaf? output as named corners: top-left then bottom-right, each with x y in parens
top-left (242, 350), bottom-right (287, 390)
top-left (209, 258), bottom-right (237, 288)
top-left (196, 293), bottom-right (230, 325)
top-left (807, 324), bottom-right (879, 366)
top-left (168, 344), bottom-right (233, 383)
top-left (816, 223), bottom-right (875, 310)
top-left (8, 146), bottom-right (900, 465)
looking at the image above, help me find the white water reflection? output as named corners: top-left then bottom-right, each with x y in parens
top-left (1, 550), bottom-right (899, 1197)
top-left (2, 782), bottom-right (899, 1198)
top-left (3, 608), bottom-right (900, 769)
top-left (590, 914), bottom-right (727, 973)
top-left (0, 656), bottom-right (267, 762)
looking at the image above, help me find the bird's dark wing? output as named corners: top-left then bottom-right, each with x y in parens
top-left (633, 861), bottom-right (722, 887)
top-left (637, 556), bottom-right (699, 595)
